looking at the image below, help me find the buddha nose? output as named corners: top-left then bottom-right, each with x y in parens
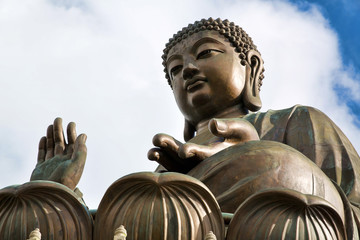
top-left (182, 63), bottom-right (199, 80)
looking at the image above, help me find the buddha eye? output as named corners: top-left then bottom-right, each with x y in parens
top-left (197, 49), bottom-right (223, 59)
top-left (170, 65), bottom-right (183, 78)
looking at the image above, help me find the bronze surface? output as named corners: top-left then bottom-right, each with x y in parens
top-left (0, 181), bottom-right (92, 240)
top-left (1, 17), bottom-right (360, 239)
top-left (94, 172), bottom-right (224, 240)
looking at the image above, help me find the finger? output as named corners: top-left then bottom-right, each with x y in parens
top-left (179, 143), bottom-right (223, 160)
top-left (45, 125), bottom-right (54, 160)
top-left (152, 133), bottom-right (181, 153)
top-left (148, 147), bottom-right (161, 161)
top-left (152, 134), bottom-right (185, 165)
top-left (67, 122), bottom-right (77, 144)
top-left (148, 148), bottom-right (179, 171)
top-left (66, 122), bottom-right (77, 154)
top-left (148, 148), bottom-right (194, 173)
top-left (37, 136), bottom-right (47, 164)
top-left (209, 118), bottom-right (260, 142)
top-left (53, 117), bottom-right (65, 155)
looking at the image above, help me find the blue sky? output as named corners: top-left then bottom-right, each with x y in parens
top-left (0, 0), bottom-right (359, 208)
top-left (295, 0), bottom-right (360, 67)
top-left (291, 0), bottom-right (360, 125)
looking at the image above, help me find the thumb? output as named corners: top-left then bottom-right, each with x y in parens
top-left (209, 118), bottom-right (259, 142)
top-left (72, 134), bottom-right (87, 162)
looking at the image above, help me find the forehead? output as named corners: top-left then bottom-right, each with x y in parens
top-left (167, 30), bottom-right (229, 60)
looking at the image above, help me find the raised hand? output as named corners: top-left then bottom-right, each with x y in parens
top-left (30, 118), bottom-right (87, 190)
top-left (148, 118), bottom-right (259, 173)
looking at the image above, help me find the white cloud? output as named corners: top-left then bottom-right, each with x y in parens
top-left (0, 0), bottom-right (359, 208)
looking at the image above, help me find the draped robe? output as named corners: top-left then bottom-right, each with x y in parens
top-left (161, 105), bottom-right (360, 236)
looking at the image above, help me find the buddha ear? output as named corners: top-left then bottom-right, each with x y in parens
top-left (242, 49), bottom-right (263, 112)
top-left (184, 119), bottom-right (195, 141)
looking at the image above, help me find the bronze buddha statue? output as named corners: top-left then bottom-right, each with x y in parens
top-left (148, 17), bottom-right (360, 239)
top-left (1, 17), bottom-right (360, 239)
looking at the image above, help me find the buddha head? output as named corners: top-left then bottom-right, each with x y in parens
top-left (162, 18), bottom-right (264, 140)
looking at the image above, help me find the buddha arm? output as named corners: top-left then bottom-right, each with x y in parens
top-left (245, 105), bottom-right (360, 203)
top-left (286, 106), bottom-right (360, 203)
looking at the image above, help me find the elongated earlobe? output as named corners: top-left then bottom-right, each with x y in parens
top-left (242, 50), bottom-right (263, 111)
top-left (184, 119), bottom-right (195, 141)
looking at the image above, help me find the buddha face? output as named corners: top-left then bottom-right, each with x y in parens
top-left (167, 30), bottom-right (246, 125)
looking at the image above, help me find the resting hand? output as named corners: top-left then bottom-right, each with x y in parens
top-left (180, 118), bottom-right (260, 159)
top-left (148, 118), bottom-right (259, 173)
top-left (30, 118), bottom-right (87, 190)
top-left (148, 134), bottom-right (197, 173)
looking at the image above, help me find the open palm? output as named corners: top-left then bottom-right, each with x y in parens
top-left (148, 118), bottom-right (259, 173)
top-left (30, 118), bottom-right (87, 190)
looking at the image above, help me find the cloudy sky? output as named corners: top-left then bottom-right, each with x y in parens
top-left (0, 0), bottom-right (359, 209)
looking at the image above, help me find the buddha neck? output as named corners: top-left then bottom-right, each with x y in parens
top-left (195, 105), bottom-right (248, 135)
